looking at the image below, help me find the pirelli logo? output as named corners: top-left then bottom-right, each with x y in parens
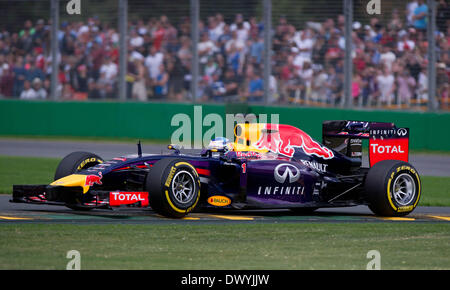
top-left (165, 167), bottom-right (177, 187)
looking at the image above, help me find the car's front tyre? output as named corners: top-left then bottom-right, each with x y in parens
top-left (145, 158), bottom-right (201, 218)
top-left (54, 151), bottom-right (104, 211)
top-left (54, 151), bottom-right (104, 180)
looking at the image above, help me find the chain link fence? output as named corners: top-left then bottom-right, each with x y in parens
top-left (0, 0), bottom-right (448, 111)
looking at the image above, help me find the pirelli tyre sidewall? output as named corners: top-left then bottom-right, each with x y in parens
top-left (54, 151), bottom-right (104, 180)
top-left (365, 160), bottom-right (421, 216)
top-left (54, 151), bottom-right (104, 211)
top-left (146, 158), bottom-right (201, 218)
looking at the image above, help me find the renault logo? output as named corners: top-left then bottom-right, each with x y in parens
top-left (274, 163), bottom-right (300, 183)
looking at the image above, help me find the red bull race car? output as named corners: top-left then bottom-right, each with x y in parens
top-left (11, 120), bottom-right (421, 218)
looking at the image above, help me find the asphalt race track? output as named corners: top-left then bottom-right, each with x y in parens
top-left (1, 196), bottom-right (449, 224)
top-left (1, 138), bottom-right (449, 224)
top-left (1, 138), bottom-right (450, 177)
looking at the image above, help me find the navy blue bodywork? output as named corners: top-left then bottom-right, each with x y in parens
top-left (65, 142), bottom-right (366, 210)
top-left (13, 121), bottom-right (404, 212)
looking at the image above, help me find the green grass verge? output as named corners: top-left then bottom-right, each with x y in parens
top-left (0, 223), bottom-right (448, 270)
top-left (0, 156), bottom-right (59, 194)
top-left (420, 176), bottom-right (450, 206)
top-left (1, 155), bottom-right (449, 206)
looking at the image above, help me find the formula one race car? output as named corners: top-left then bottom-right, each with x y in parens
top-left (12, 121), bottom-right (421, 218)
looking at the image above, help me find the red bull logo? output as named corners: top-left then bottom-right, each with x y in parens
top-left (85, 172), bottom-right (103, 186)
top-left (254, 124), bottom-right (334, 159)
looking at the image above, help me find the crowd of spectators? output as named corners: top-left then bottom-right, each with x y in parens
top-left (0, 0), bottom-right (448, 107)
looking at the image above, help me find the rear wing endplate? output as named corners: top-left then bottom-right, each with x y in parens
top-left (322, 120), bottom-right (409, 167)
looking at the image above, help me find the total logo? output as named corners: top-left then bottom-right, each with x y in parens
top-left (109, 192), bottom-right (149, 207)
top-left (369, 138), bottom-right (409, 166)
top-left (370, 144), bottom-right (405, 154)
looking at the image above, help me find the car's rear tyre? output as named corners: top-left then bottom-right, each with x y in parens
top-left (145, 158), bottom-right (200, 218)
top-left (54, 151), bottom-right (104, 211)
top-left (365, 160), bottom-right (421, 216)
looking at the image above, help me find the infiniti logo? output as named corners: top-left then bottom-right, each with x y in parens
top-left (274, 163), bottom-right (300, 183)
top-left (397, 128), bottom-right (408, 137)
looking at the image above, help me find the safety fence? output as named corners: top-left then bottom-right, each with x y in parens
top-left (0, 0), bottom-right (448, 112)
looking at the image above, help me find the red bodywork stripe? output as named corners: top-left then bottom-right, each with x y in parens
top-left (196, 168), bottom-right (210, 176)
top-left (112, 164), bottom-right (151, 171)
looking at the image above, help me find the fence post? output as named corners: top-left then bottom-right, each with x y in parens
top-left (50, 0), bottom-right (59, 101)
top-left (427, 0), bottom-right (437, 111)
top-left (118, 0), bottom-right (128, 101)
top-left (263, 0), bottom-right (272, 105)
top-left (343, 0), bottom-right (353, 108)
top-left (190, 0), bottom-right (199, 103)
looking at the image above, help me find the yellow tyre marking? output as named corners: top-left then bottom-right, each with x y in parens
top-left (413, 172), bottom-right (421, 208)
top-left (207, 214), bottom-right (254, 221)
top-left (379, 217), bottom-right (415, 221)
top-left (387, 167), bottom-right (421, 213)
top-left (164, 161), bottom-right (201, 215)
top-left (164, 190), bottom-right (185, 213)
top-left (0, 215), bottom-right (33, 220)
top-left (387, 172), bottom-right (397, 211)
top-left (175, 162), bottom-right (199, 177)
top-left (428, 215), bottom-right (450, 221)
top-left (175, 162), bottom-right (192, 167)
top-left (189, 189), bottom-right (201, 212)
top-left (77, 158), bottom-right (102, 170)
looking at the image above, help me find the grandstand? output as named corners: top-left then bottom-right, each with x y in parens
top-left (0, 0), bottom-right (448, 111)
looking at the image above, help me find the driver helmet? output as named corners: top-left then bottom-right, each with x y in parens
top-left (207, 137), bottom-right (232, 151)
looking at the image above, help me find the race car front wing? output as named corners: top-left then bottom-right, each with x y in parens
top-left (11, 185), bottom-right (148, 209)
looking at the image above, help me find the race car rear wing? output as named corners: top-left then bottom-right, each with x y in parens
top-left (322, 120), bottom-right (409, 167)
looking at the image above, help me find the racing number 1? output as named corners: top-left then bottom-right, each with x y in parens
top-left (241, 163), bottom-right (246, 174)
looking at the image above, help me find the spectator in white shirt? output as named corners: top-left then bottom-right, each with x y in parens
top-left (225, 30), bottom-right (245, 55)
top-left (144, 46), bottom-right (164, 79)
top-left (293, 29), bottom-right (315, 60)
top-left (32, 78), bottom-right (47, 99)
top-left (376, 67), bottom-right (396, 105)
top-left (406, 1), bottom-right (419, 26)
top-left (230, 14), bottom-right (251, 42)
top-left (20, 78), bottom-right (47, 99)
top-left (417, 69), bottom-right (428, 100)
top-left (99, 56), bottom-right (118, 84)
top-left (397, 30), bottom-right (415, 53)
top-left (380, 46), bottom-right (396, 71)
top-left (129, 29), bottom-right (144, 48)
top-left (20, 80), bottom-right (36, 99)
top-left (207, 16), bottom-right (223, 42)
top-left (198, 33), bottom-right (217, 65)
